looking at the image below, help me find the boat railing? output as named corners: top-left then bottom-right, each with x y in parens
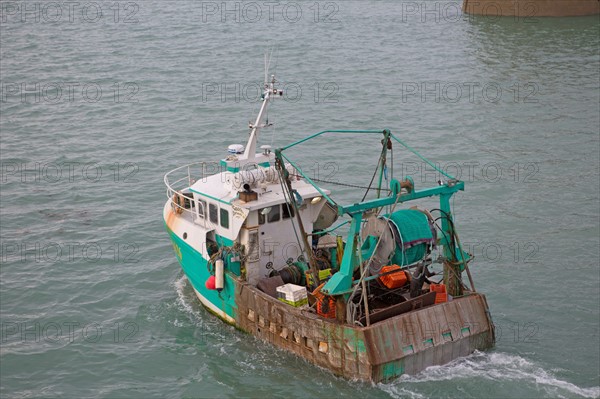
top-left (164, 162), bottom-right (218, 229)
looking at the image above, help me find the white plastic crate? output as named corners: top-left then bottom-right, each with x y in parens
top-left (276, 283), bottom-right (307, 302)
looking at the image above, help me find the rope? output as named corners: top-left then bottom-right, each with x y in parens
top-left (390, 133), bottom-right (454, 180)
top-left (346, 192), bottom-right (403, 325)
top-left (207, 242), bottom-right (247, 273)
top-left (276, 159), bottom-right (321, 287)
top-left (290, 174), bottom-right (385, 191)
top-left (276, 164), bottom-right (306, 262)
top-left (362, 136), bottom-right (390, 202)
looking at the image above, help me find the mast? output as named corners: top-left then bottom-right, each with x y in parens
top-left (242, 68), bottom-right (281, 160)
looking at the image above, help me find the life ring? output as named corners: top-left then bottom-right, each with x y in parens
top-left (172, 192), bottom-right (184, 214)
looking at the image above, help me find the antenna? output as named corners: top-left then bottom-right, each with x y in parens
top-left (271, 46), bottom-right (280, 78)
top-left (264, 47), bottom-right (275, 85)
top-left (264, 51), bottom-right (268, 86)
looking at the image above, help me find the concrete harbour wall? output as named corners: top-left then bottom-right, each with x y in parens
top-left (463, 0), bottom-right (600, 16)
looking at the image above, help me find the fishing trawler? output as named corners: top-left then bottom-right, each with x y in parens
top-left (163, 71), bottom-right (495, 382)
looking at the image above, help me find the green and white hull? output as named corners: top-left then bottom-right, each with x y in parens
top-left (165, 203), bottom-right (236, 323)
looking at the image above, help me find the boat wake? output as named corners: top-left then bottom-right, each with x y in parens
top-left (380, 351), bottom-right (599, 399)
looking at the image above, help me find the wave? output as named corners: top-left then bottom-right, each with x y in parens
top-left (380, 351), bottom-right (599, 399)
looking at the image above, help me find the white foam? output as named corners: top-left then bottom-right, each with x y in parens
top-left (172, 274), bottom-right (243, 349)
top-left (173, 274), bottom-right (202, 319)
top-left (381, 385), bottom-right (426, 399)
top-left (380, 351), bottom-right (599, 399)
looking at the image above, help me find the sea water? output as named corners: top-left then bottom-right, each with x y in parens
top-left (1, 1), bottom-right (599, 398)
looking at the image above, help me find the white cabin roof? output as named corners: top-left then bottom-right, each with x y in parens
top-left (190, 170), bottom-right (329, 210)
top-left (190, 173), bottom-right (235, 204)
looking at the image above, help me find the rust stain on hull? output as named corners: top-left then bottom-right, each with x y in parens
top-left (165, 207), bottom-right (180, 232)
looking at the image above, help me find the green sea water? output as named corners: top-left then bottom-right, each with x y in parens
top-left (1, 1), bottom-right (599, 398)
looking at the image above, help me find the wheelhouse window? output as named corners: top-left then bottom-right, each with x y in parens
top-left (282, 203), bottom-right (295, 219)
top-left (267, 205), bottom-right (280, 223)
top-left (209, 203), bottom-right (218, 224)
top-left (220, 208), bottom-right (229, 229)
top-left (258, 205), bottom-right (287, 225)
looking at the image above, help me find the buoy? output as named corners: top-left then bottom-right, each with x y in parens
top-left (205, 275), bottom-right (216, 290)
top-left (215, 259), bottom-right (224, 292)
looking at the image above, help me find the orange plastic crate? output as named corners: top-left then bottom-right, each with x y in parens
top-left (313, 283), bottom-right (336, 319)
top-left (379, 265), bottom-right (409, 289)
top-left (316, 296), bottom-right (336, 318)
top-left (430, 283), bottom-right (447, 304)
